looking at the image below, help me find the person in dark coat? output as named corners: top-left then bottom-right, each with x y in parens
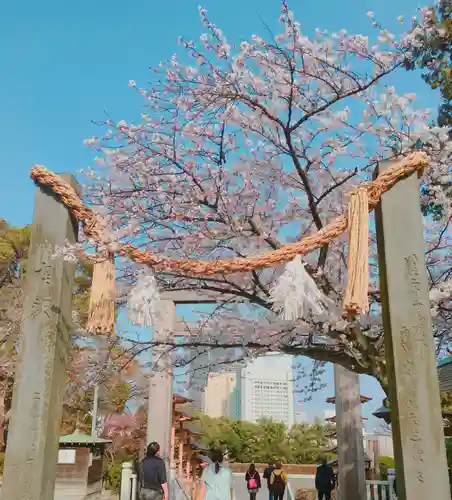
top-left (138, 442), bottom-right (168, 500)
top-left (315, 457), bottom-right (335, 500)
top-left (263, 462), bottom-right (275, 500)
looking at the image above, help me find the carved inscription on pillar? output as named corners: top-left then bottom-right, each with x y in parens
top-left (376, 162), bottom-right (450, 500)
top-left (399, 254), bottom-right (429, 484)
top-left (2, 174), bottom-right (78, 500)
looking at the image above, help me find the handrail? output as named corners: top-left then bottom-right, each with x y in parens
top-left (282, 478), bottom-right (394, 500)
top-left (169, 467), bottom-right (191, 500)
top-left (287, 480), bottom-right (295, 500)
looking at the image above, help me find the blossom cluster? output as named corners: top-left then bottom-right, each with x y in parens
top-left (80, 2), bottom-right (452, 375)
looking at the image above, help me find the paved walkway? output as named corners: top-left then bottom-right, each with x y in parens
top-left (232, 473), bottom-right (315, 500)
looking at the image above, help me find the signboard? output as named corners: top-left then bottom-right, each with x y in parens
top-left (58, 449), bottom-right (76, 464)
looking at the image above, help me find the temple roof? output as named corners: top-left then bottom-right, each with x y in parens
top-left (190, 440), bottom-right (210, 451)
top-left (326, 395), bottom-right (372, 404)
top-left (373, 406), bottom-right (390, 419)
top-left (438, 356), bottom-right (452, 368)
top-left (328, 451), bottom-right (372, 467)
top-left (59, 429), bottom-right (111, 445)
top-left (174, 410), bottom-right (199, 422)
top-left (373, 404), bottom-right (452, 424)
top-left (173, 394), bottom-right (193, 404)
top-left (325, 415), bottom-right (368, 423)
top-left (175, 427), bottom-right (201, 436)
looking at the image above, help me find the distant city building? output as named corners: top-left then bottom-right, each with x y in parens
top-left (204, 371), bottom-right (240, 420)
top-left (186, 347), bottom-right (242, 413)
top-left (240, 354), bottom-right (294, 428)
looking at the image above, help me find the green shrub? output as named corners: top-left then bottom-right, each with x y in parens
top-left (445, 438), bottom-right (452, 469)
top-left (379, 456), bottom-right (395, 480)
top-left (104, 458), bottom-right (134, 493)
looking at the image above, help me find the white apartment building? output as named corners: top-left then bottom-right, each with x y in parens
top-left (204, 371), bottom-right (240, 419)
top-left (240, 354), bottom-right (294, 428)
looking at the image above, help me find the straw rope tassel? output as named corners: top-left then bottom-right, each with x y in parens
top-left (343, 188), bottom-right (370, 316)
top-left (86, 252), bottom-right (116, 335)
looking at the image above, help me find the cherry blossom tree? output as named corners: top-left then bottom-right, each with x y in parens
top-left (101, 410), bottom-right (147, 458)
top-left (81, 3), bottom-right (452, 394)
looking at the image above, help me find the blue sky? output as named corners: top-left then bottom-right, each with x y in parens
top-left (1, 0), bottom-right (441, 427)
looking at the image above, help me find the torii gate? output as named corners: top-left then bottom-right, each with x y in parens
top-left (4, 158), bottom-right (451, 500)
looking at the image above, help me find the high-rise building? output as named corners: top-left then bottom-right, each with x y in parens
top-left (204, 371), bottom-right (241, 419)
top-left (240, 354), bottom-right (294, 428)
top-left (186, 347), bottom-right (239, 411)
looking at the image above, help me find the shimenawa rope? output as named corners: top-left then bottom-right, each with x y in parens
top-left (29, 151), bottom-right (428, 277)
top-left (30, 151), bottom-right (428, 324)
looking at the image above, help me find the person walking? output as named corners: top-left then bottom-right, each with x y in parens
top-left (314, 457), bottom-right (335, 500)
top-left (245, 463), bottom-right (261, 500)
top-left (263, 461), bottom-right (275, 500)
top-left (138, 442), bottom-right (169, 500)
top-left (200, 450), bottom-right (233, 500)
top-left (270, 461), bottom-right (287, 500)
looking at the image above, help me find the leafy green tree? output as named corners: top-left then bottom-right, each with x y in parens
top-left (407, 1), bottom-right (452, 126)
top-left (256, 419), bottom-right (291, 463)
top-left (379, 456), bottom-right (395, 480)
top-left (442, 391), bottom-right (452, 413)
top-left (402, 3), bottom-right (452, 220)
top-left (199, 415), bottom-right (331, 464)
top-left (0, 219), bottom-right (122, 421)
top-left (0, 218), bottom-right (93, 338)
top-left (0, 220), bottom-right (32, 381)
top-left (288, 420), bottom-right (332, 464)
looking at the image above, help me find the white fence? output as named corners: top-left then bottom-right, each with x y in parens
top-left (366, 480), bottom-right (395, 499)
top-left (123, 466), bottom-right (395, 500)
top-left (287, 481), bottom-right (295, 500)
top-left (120, 462), bottom-right (136, 500)
top-left (286, 478), bottom-right (394, 500)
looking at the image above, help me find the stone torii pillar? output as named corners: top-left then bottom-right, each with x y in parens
top-left (147, 290), bottom-right (236, 462)
top-left (2, 174), bottom-right (79, 500)
top-left (375, 160), bottom-right (450, 500)
top-left (147, 300), bottom-right (175, 461)
top-left (333, 364), bottom-right (367, 500)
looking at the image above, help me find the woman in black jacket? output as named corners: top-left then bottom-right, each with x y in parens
top-left (245, 463), bottom-right (261, 500)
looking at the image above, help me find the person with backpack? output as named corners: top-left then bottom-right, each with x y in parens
top-left (314, 457), bottom-right (335, 500)
top-left (270, 461), bottom-right (287, 500)
top-left (245, 463), bottom-right (261, 500)
top-left (263, 461), bottom-right (275, 500)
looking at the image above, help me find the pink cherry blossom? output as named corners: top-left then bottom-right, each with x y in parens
top-left (78, 2), bottom-right (452, 392)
